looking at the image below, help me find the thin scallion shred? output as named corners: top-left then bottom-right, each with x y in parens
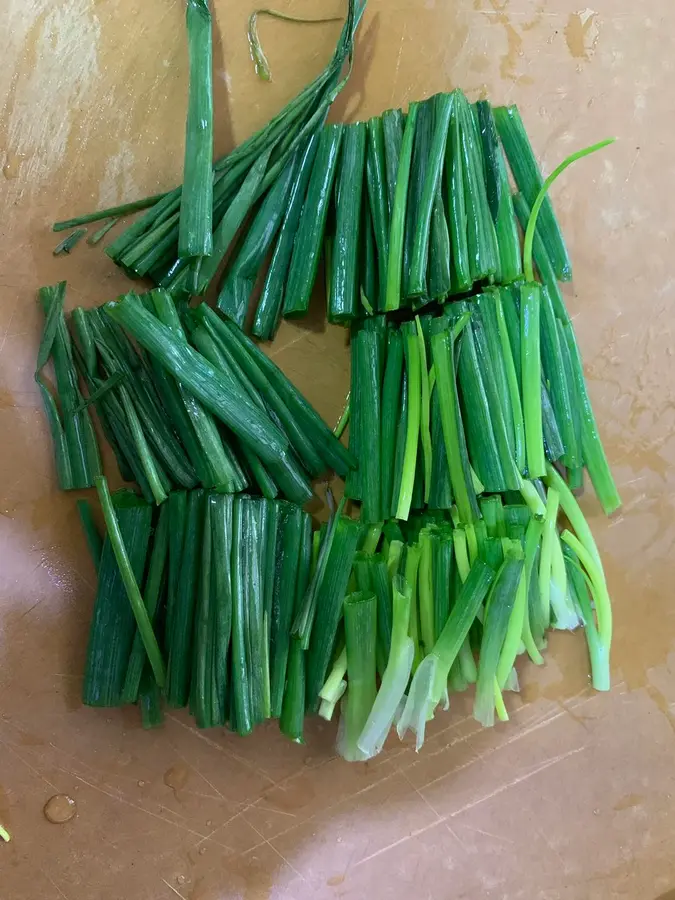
top-left (53, 195), bottom-right (166, 232)
top-left (77, 498), bottom-right (103, 571)
top-left (87, 217), bottom-right (119, 245)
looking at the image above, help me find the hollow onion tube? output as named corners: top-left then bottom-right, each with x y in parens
top-left (337, 590), bottom-right (377, 762)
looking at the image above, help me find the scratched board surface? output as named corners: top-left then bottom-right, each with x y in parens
top-left (1, 1), bottom-right (675, 898)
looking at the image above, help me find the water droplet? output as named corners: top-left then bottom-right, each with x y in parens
top-left (44, 794), bottom-right (77, 824)
top-left (2, 152), bottom-right (23, 180)
top-left (163, 763), bottom-right (189, 792)
top-left (206, 820), bottom-right (212, 827)
top-left (593, 808), bottom-right (600, 816)
top-left (137, 780), bottom-right (146, 787)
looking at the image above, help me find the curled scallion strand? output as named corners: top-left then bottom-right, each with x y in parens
top-left (248, 8), bottom-right (343, 81)
top-left (523, 138), bottom-right (615, 283)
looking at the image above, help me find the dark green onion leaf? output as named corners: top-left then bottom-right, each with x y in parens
top-left (284, 124), bottom-right (344, 318)
top-left (329, 123), bottom-right (366, 324)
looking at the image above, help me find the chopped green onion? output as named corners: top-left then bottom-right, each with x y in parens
top-left (430, 322), bottom-right (478, 524)
top-left (230, 496), bottom-right (253, 733)
top-left (53, 228), bottom-right (87, 255)
top-left (560, 529), bottom-right (612, 685)
top-left (121, 503), bottom-right (170, 704)
top-left (522, 136), bottom-right (614, 284)
top-left (337, 590), bottom-right (377, 761)
top-left (365, 115), bottom-right (390, 308)
top-left (544, 462), bottom-right (604, 569)
top-left (94, 477), bottom-right (166, 688)
top-left (352, 325), bottom-right (382, 522)
top-left (270, 503), bottom-right (304, 716)
top-left (415, 316), bottom-right (433, 505)
top-left (284, 124), bottom-right (343, 318)
top-left (104, 294), bottom-right (288, 466)
top-left (166, 489), bottom-right (204, 706)
top-left (83, 491), bottom-right (155, 706)
top-left (458, 92), bottom-right (499, 282)
top-left (395, 322), bottom-right (421, 520)
top-left (218, 150), bottom-right (299, 328)
top-left (212, 310), bottom-right (355, 476)
top-left (210, 494), bottom-right (234, 725)
top-left (563, 545), bottom-right (609, 691)
top-left (178, 1), bottom-right (214, 260)
top-left (474, 549), bottom-right (523, 727)
top-left (333, 391), bottom-right (350, 439)
top-left (37, 283), bottom-right (102, 489)
top-left (494, 104), bottom-right (573, 281)
top-left (253, 135), bottom-right (320, 340)
top-left (381, 107), bottom-right (404, 214)
top-left (384, 102), bottom-right (419, 311)
top-left (329, 122), bottom-right (366, 323)
top-left (519, 517), bottom-right (544, 664)
top-left (304, 514), bottom-right (361, 708)
top-left (561, 319), bottom-right (622, 515)
top-left (520, 282), bottom-right (546, 478)
top-left (54, 194), bottom-right (166, 232)
top-left (380, 329), bottom-right (403, 514)
top-left (398, 559), bottom-right (495, 749)
top-left (408, 94), bottom-right (453, 297)
top-left (77, 499), bottom-right (103, 571)
top-left (190, 498), bottom-right (215, 727)
top-left (358, 575), bottom-right (413, 757)
top-left (446, 92), bottom-right (471, 292)
top-left (196, 147), bottom-right (272, 293)
top-left (87, 217), bottom-right (119, 245)
top-left (280, 513), bottom-right (312, 741)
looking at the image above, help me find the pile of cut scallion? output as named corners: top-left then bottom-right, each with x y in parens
top-left (36, 0), bottom-right (621, 757)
